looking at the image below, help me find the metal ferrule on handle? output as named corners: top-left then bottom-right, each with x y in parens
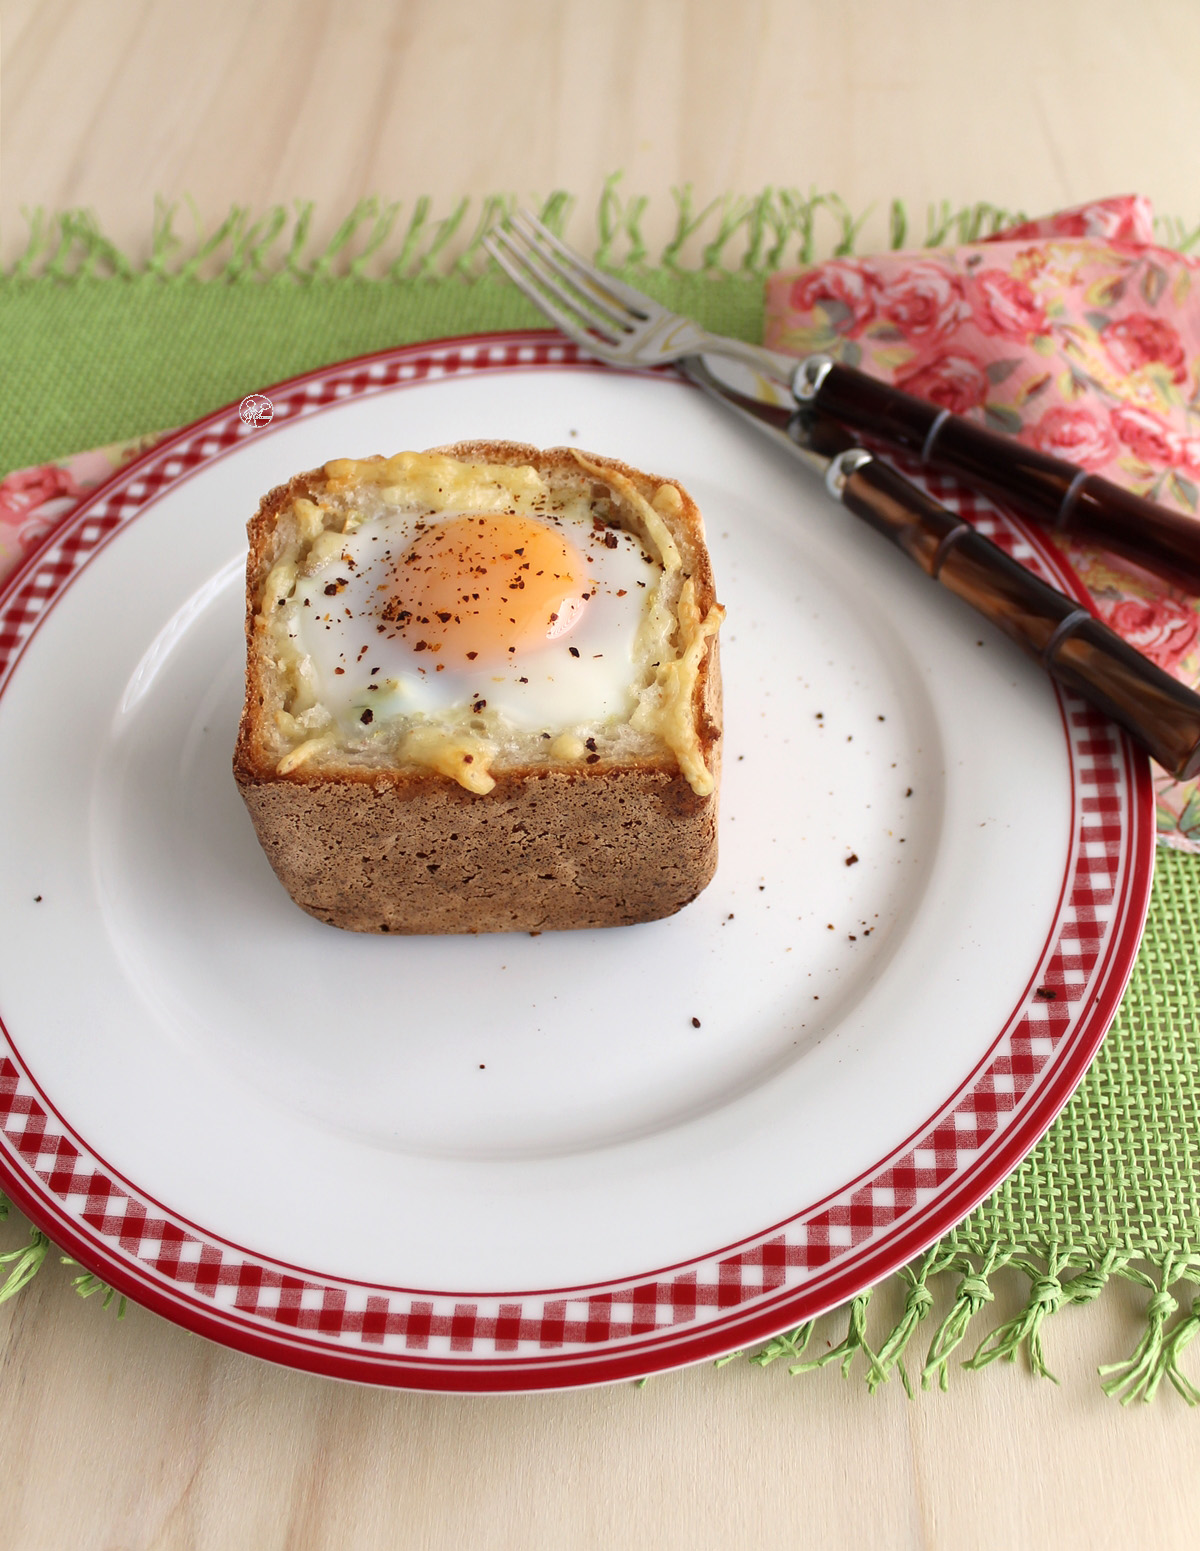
top-left (824, 449), bottom-right (1200, 779)
top-left (802, 357), bottom-right (1200, 592)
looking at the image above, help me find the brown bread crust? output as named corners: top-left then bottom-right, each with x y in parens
top-left (233, 441), bottom-right (722, 933)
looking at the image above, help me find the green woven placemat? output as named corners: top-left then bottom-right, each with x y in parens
top-left (3, 194), bottom-right (1199, 1403)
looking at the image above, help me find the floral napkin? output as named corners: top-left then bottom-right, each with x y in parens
top-left (766, 194), bottom-right (1200, 851)
top-left (0, 435), bottom-right (166, 579)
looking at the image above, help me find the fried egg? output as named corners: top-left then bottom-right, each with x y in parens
top-left (288, 505), bottom-right (661, 737)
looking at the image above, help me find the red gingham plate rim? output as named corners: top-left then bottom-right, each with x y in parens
top-left (0, 331), bottom-right (1155, 1391)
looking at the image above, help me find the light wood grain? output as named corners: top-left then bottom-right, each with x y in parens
top-left (2, 1209), bottom-right (1199, 1551)
top-left (3, 3), bottom-right (1200, 1547)
top-left (4, 0), bottom-right (1200, 265)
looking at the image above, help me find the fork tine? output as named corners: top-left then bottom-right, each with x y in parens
top-left (497, 221), bottom-right (633, 336)
top-left (488, 227), bottom-right (625, 344)
top-left (484, 231), bottom-right (624, 352)
top-left (509, 209), bottom-right (658, 321)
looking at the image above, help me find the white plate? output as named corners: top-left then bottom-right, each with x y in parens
top-left (0, 333), bottom-right (1153, 1390)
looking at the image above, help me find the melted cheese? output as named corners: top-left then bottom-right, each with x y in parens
top-left (402, 725), bottom-right (497, 795)
top-left (260, 450), bottom-right (722, 796)
top-left (573, 454), bottom-right (722, 796)
top-left (630, 577), bottom-right (724, 796)
top-left (324, 451), bottom-right (545, 509)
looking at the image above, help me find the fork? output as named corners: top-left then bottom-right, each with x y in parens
top-left (485, 210), bottom-right (797, 388)
top-left (485, 210), bottom-right (1200, 596)
top-left (483, 210), bottom-right (1200, 781)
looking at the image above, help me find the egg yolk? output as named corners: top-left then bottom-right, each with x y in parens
top-left (382, 514), bottom-right (590, 667)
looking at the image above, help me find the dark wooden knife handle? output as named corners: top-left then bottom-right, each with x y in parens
top-left (808, 358), bottom-right (1200, 592)
top-left (835, 453), bottom-right (1200, 779)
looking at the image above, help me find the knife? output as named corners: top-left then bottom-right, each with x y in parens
top-left (791, 353), bottom-right (1200, 593)
top-left (680, 351), bottom-right (1200, 781)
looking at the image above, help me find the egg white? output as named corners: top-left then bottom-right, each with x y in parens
top-left (288, 507), bottom-right (662, 737)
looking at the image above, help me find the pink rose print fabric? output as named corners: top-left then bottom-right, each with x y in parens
top-left (0, 435), bottom-right (165, 582)
top-left (765, 194), bottom-right (1200, 852)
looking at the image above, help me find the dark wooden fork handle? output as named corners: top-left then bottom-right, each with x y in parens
top-left (803, 357), bottom-right (1200, 592)
top-left (832, 451), bottom-right (1200, 779)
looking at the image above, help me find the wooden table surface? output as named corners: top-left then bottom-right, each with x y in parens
top-left (2, 3), bottom-right (1199, 1547)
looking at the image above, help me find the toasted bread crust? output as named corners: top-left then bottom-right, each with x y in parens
top-left (237, 762), bottom-right (718, 933)
top-left (234, 441), bottom-right (722, 933)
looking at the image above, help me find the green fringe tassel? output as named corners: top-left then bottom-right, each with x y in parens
top-left (0, 181), bottom-right (1040, 286)
top-left (963, 1248), bottom-right (1127, 1383)
top-left (920, 1247), bottom-right (1009, 1391)
top-left (59, 1259), bottom-right (127, 1319)
top-left (0, 1224), bottom-right (50, 1303)
top-left (0, 1194), bottom-right (126, 1316)
top-left (7, 182), bottom-right (1199, 285)
top-left (717, 1246), bottom-right (1200, 1405)
top-left (787, 1290), bottom-right (888, 1386)
top-left (714, 1320), bottom-right (814, 1370)
top-left (869, 1245), bottom-right (958, 1396)
top-left (1099, 1255), bottom-right (1200, 1405)
top-left (1156, 1297), bottom-right (1200, 1405)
